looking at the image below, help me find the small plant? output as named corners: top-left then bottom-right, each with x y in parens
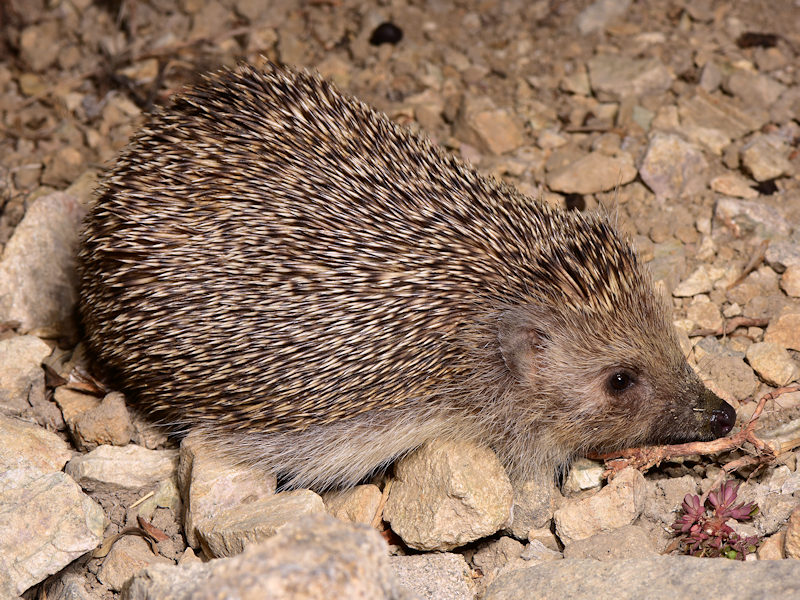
top-left (672, 479), bottom-right (760, 560)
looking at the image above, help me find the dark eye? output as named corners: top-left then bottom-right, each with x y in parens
top-left (608, 371), bottom-right (634, 393)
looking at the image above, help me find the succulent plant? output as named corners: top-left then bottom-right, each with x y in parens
top-left (672, 480), bottom-right (760, 560)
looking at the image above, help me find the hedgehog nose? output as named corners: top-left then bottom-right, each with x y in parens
top-left (710, 401), bottom-right (736, 438)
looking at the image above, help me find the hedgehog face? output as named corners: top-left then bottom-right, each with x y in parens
top-left (497, 300), bottom-right (736, 461)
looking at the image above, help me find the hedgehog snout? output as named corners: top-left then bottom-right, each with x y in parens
top-left (707, 393), bottom-right (736, 438)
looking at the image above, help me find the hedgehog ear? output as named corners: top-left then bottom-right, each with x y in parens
top-left (497, 310), bottom-right (549, 381)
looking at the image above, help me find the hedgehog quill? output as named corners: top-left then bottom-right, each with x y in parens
top-left (79, 64), bottom-right (735, 490)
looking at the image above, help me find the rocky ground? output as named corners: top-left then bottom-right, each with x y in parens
top-left (2, 0), bottom-right (800, 598)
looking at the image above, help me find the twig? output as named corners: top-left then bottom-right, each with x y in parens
top-left (593, 384), bottom-right (800, 477)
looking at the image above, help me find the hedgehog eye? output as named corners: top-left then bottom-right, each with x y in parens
top-left (607, 371), bottom-right (634, 393)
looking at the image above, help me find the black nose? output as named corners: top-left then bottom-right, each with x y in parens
top-left (710, 401), bottom-right (736, 438)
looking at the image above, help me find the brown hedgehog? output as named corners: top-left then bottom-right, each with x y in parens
top-left (78, 63), bottom-right (735, 490)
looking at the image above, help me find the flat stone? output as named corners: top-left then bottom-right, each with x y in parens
top-left (714, 197), bottom-right (791, 238)
top-left (765, 240), bottom-right (800, 273)
top-left (484, 556), bottom-right (800, 600)
top-left (678, 90), bottom-right (768, 141)
top-left (65, 444), bottom-right (179, 493)
top-left (693, 338), bottom-right (759, 402)
top-left (391, 553), bottom-right (476, 600)
top-left (587, 54), bottom-right (673, 98)
top-left (195, 489), bottom-right (325, 558)
top-left (575, 0), bottom-right (632, 34)
top-left (554, 468), bottom-right (646, 544)
top-left (123, 515), bottom-right (403, 600)
top-left (562, 525), bottom-right (657, 560)
top-left (784, 507), bottom-right (800, 559)
top-left (324, 483), bottom-right (382, 525)
top-left (384, 439), bottom-right (513, 551)
top-left (764, 308), bottom-right (800, 351)
top-left (0, 414), bottom-right (72, 473)
top-left (562, 458), bottom-right (604, 495)
top-left (639, 134), bottom-right (708, 200)
top-left (505, 475), bottom-right (560, 540)
top-left (178, 432), bottom-right (277, 548)
top-left (97, 536), bottom-right (172, 592)
top-left (780, 266), bottom-right (800, 297)
top-left (547, 151), bottom-right (636, 194)
top-left (0, 335), bottom-right (51, 416)
top-left (0, 468), bottom-right (105, 597)
top-left (0, 192), bottom-right (86, 333)
top-left (725, 69), bottom-right (787, 108)
top-left (745, 342), bottom-right (800, 387)
top-left (68, 391), bottom-right (134, 450)
top-left (672, 265), bottom-right (714, 297)
top-left (741, 135), bottom-right (793, 182)
top-left (709, 173), bottom-right (758, 199)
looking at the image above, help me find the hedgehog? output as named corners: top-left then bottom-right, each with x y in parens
top-left (78, 63), bottom-right (735, 490)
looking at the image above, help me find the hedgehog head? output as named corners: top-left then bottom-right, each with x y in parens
top-left (492, 211), bottom-right (735, 475)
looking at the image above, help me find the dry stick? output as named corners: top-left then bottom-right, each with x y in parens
top-left (593, 384), bottom-right (800, 477)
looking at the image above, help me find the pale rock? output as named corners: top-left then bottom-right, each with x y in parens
top-left (575, 0), bottom-right (632, 34)
top-left (725, 70), bottom-right (787, 108)
top-left (639, 134), bottom-right (708, 200)
top-left (455, 96), bottom-right (524, 155)
top-left (0, 335), bottom-right (51, 416)
top-left (0, 468), bottom-right (105, 597)
top-left (766, 240), bottom-right (800, 273)
top-left (648, 239), bottom-right (686, 294)
top-left (66, 444), bottom-right (179, 493)
top-left (69, 391), bottom-right (134, 450)
top-left (392, 553), bottom-right (476, 600)
top-left (123, 515), bottom-right (404, 600)
top-left (0, 192), bottom-right (86, 333)
top-left (54, 386), bottom-right (100, 423)
top-left (681, 123), bottom-right (730, 155)
top-left (324, 483), bottom-right (382, 525)
top-left (764, 308), bottom-right (800, 351)
top-left (554, 468), bottom-right (646, 544)
top-left (506, 474), bottom-right (560, 540)
top-left (713, 197), bottom-right (791, 238)
top-left (19, 21), bottom-right (61, 71)
top-left (562, 524), bottom-right (657, 560)
top-left (384, 439), bottom-right (513, 551)
top-left (562, 457), bottom-right (604, 494)
top-left (710, 173), bottom-right (758, 198)
top-left (746, 342), bottom-right (800, 387)
top-left (781, 266), bottom-right (800, 297)
top-left (0, 414), bottom-right (72, 473)
top-left (741, 135), bottom-right (793, 181)
top-left (785, 507), bottom-right (800, 559)
top-left (757, 530), bottom-right (785, 560)
top-left (520, 539), bottom-right (563, 561)
top-left (546, 151), bottom-right (636, 194)
top-left (195, 489), bottom-right (325, 558)
top-left (484, 556), bottom-right (800, 599)
top-left (678, 90), bottom-right (768, 141)
top-left (686, 298), bottom-right (723, 331)
top-left (178, 432), bottom-right (277, 548)
top-left (97, 536), bottom-right (172, 592)
top-left (672, 265), bottom-right (714, 297)
top-left (587, 55), bottom-right (673, 98)
top-left (693, 337), bottom-right (758, 402)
